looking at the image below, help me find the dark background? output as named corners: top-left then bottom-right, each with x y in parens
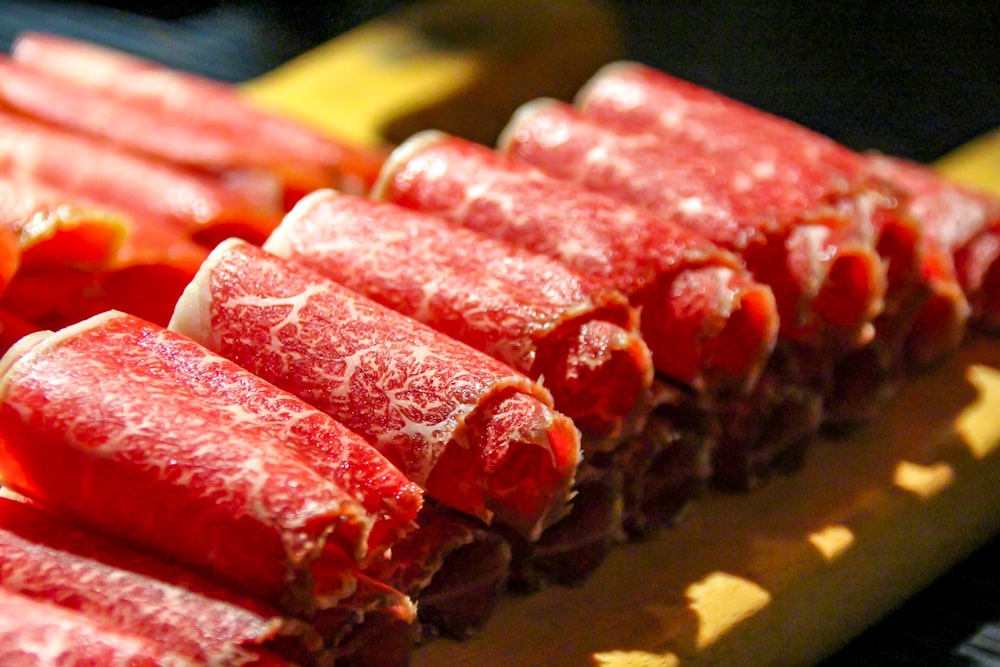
top-left (0, 1), bottom-right (998, 162)
top-left (1, 1), bottom-right (1000, 663)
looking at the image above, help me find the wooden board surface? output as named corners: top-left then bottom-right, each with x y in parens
top-left (244, 6), bottom-right (1000, 665)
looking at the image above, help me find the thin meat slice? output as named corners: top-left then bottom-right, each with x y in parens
top-left (0, 587), bottom-right (175, 667)
top-left (375, 131), bottom-right (779, 397)
top-left (575, 61), bottom-right (915, 319)
top-left (498, 98), bottom-right (915, 428)
top-left (262, 188), bottom-right (694, 581)
top-left (265, 192), bottom-right (637, 583)
top-left (0, 174), bottom-right (207, 330)
top-left (374, 131), bottom-right (824, 489)
top-left (78, 221), bottom-right (209, 329)
top-left (499, 98), bottom-right (887, 352)
top-left (0, 171), bottom-right (128, 298)
top-left (323, 603), bottom-right (417, 667)
top-left (712, 362), bottom-right (824, 489)
top-left (576, 61), bottom-right (867, 190)
top-left (0, 311), bottom-right (423, 614)
top-left (11, 32), bottom-right (385, 202)
top-left (0, 111), bottom-right (282, 247)
top-left (0, 497), bottom-right (307, 666)
top-left (0, 175), bottom-right (127, 270)
top-left (0, 55), bottom-right (282, 198)
top-left (573, 63), bottom-right (962, 390)
top-left (866, 154), bottom-right (1000, 334)
top-left (170, 240), bottom-right (580, 541)
top-left (366, 505), bottom-right (512, 640)
top-left (0, 223), bottom-right (207, 331)
top-left (264, 189), bottom-right (653, 446)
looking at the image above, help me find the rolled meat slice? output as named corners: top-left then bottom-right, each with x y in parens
top-left (0, 311), bottom-right (423, 615)
top-left (573, 63), bottom-right (967, 373)
top-left (264, 189), bottom-right (652, 446)
top-left (0, 587), bottom-right (173, 667)
top-left (263, 191), bottom-right (651, 580)
top-left (0, 174), bottom-right (208, 329)
top-left (0, 497), bottom-right (309, 666)
top-left (499, 97), bottom-right (887, 352)
top-left (0, 111), bottom-right (282, 247)
top-left (498, 98), bottom-right (927, 428)
top-left (11, 32), bottom-right (385, 202)
top-left (374, 131), bottom-right (778, 397)
top-left (374, 131), bottom-right (831, 490)
top-left (169, 239), bottom-right (580, 541)
top-left (575, 62), bottom-right (911, 289)
top-left (865, 154), bottom-right (1000, 333)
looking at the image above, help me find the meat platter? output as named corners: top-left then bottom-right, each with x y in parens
top-left (0, 5), bottom-right (998, 666)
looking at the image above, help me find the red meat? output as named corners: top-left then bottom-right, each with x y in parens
top-left (0, 497), bottom-right (303, 666)
top-left (0, 311), bottom-right (422, 614)
top-left (0, 174), bottom-right (208, 330)
top-left (373, 131), bottom-right (824, 490)
top-left (169, 240), bottom-right (580, 541)
top-left (866, 154), bottom-right (999, 334)
top-left (11, 32), bottom-right (386, 203)
top-left (366, 505), bottom-right (512, 639)
top-left (0, 588), bottom-right (170, 666)
top-left (265, 189), bottom-right (653, 445)
top-left (499, 98), bottom-right (886, 350)
top-left (573, 62), bottom-right (966, 376)
top-left (0, 111), bottom-right (282, 247)
top-left (375, 131), bottom-right (779, 397)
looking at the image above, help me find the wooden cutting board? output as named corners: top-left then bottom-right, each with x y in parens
top-left (244, 3), bottom-right (1000, 664)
